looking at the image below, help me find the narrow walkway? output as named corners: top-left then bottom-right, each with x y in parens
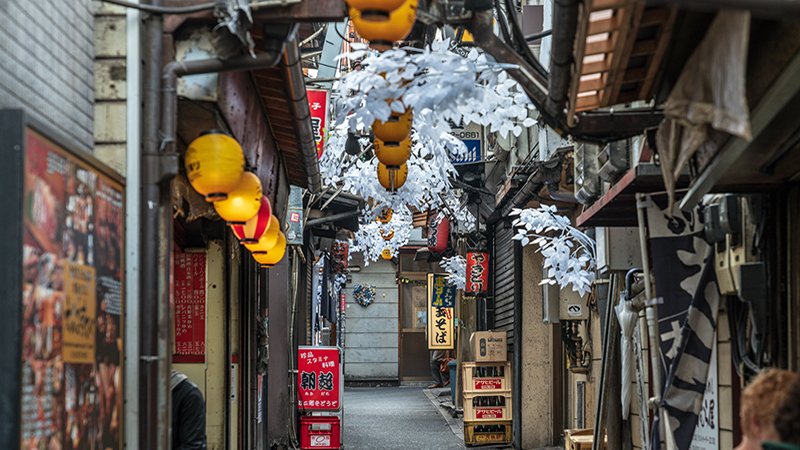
top-left (343, 386), bottom-right (466, 450)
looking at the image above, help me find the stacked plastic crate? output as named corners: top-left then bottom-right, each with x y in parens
top-left (462, 361), bottom-right (513, 446)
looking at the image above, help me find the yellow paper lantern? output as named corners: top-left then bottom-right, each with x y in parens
top-left (347, 0), bottom-right (406, 21)
top-left (376, 206), bottom-right (393, 223)
top-left (213, 171), bottom-right (262, 224)
top-left (185, 130), bottom-right (245, 202)
top-left (254, 232), bottom-right (287, 267)
top-left (244, 215), bottom-right (281, 254)
top-left (377, 163), bottom-right (408, 191)
top-left (374, 136), bottom-right (411, 169)
top-left (381, 229), bottom-right (394, 240)
top-left (350, 0), bottom-right (418, 51)
top-left (373, 108), bottom-right (413, 143)
top-left (381, 248), bottom-right (393, 259)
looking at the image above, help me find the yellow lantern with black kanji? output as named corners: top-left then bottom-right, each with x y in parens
top-left (377, 162), bottom-right (408, 191)
top-left (381, 248), bottom-right (393, 260)
top-left (381, 229), bottom-right (394, 240)
top-left (350, 0), bottom-right (418, 51)
top-left (347, 0), bottom-right (406, 21)
top-left (213, 171), bottom-right (262, 224)
top-left (376, 206), bottom-right (393, 223)
top-left (373, 108), bottom-right (413, 143)
top-left (184, 130), bottom-right (245, 202)
top-left (374, 136), bottom-right (411, 169)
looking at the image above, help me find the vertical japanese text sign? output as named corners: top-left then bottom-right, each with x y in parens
top-left (297, 346), bottom-right (341, 411)
top-left (307, 89), bottom-right (330, 158)
top-left (427, 274), bottom-right (454, 350)
top-left (173, 252), bottom-right (206, 362)
top-left (465, 252), bottom-right (489, 295)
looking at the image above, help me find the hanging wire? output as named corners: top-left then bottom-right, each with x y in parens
top-left (100, 0), bottom-right (219, 14)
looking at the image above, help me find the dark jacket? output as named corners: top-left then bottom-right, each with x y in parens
top-left (171, 371), bottom-right (207, 450)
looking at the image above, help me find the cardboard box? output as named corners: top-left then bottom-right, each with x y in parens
top-left (565, 428), bottom-right (607, 450)
top-left (470, 331), bottom-right (507, 362)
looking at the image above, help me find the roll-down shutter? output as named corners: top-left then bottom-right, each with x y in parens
top-left (493, 224), bottom-right (519, 352)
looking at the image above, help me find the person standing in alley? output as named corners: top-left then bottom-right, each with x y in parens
top-left (734, 368), bottom-right (798, 450)
top-left (171, 370), bottom-right (207, 450)
top-left (428, 350), bottom-right (450, 389)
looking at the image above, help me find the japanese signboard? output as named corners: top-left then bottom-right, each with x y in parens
top-left (690, 340), bottom-right (719, 450)
top-left (465, 252), bottom-right (489, 295)
top-left (427, 274), bottom-right (454, 350)
top-left (173, 252), bottom-right (206, 362)
top-left (297, 346), bottom-right (341, 411)
top-left (431, 273), bottom-right (456, 308)
top-left (285, 185), bottom-right (304, 245)
top-left (307, 89), bottom-right (330, 158)
top-left (8, 115), bottom-right (125, 450)
top-left (447, 121), bottom-right (482, 164)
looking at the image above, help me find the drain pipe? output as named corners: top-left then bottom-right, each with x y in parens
top-left (280, 34), bottom-right (322, 194)
top-left (635, 193), bottom-right (662, 409)
top-left (545, 0), bottom-right (580, 119)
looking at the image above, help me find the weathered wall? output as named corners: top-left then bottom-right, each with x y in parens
top-left (93, 1), bottom-right (127, 174)
top-left (344, 254), bottom-right (399, 380)
top-left (520, 245), bottom-right (555, 448)
top-left (0, 0), bottom-right (95, 151)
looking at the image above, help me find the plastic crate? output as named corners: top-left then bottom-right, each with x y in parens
top-left (462, 361), bottom-right (511, 393)
top-left (464, 420), bottom-right (513, 446)
top-left (463, 392), bottom-right (513, 422)
top-left (299, 415), bottom-right (340, 449)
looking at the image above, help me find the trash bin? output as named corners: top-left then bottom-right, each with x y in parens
top-left (448, 360), bottom-right (457, 403)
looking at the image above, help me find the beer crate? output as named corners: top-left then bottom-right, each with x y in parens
top-left (463, 392), bottom-right (513, 422)
top-left (462, 361), bottom-right (511, 393)
top-left (464, 420), bottom-right (513, 446)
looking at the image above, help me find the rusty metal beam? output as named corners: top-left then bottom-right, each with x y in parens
top-left (251, 0), bottom-right (347, 23)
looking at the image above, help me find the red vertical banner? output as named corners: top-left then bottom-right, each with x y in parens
top-left (173, 252), bottom-right (206, 362)
top-left (307, 89), bottom-right (330, 158)
top-left (466, 252), bottom-right (489, 295)
top-left (297, 346), bottom-right (341, 411)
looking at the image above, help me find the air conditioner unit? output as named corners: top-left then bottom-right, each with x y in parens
top-left (598, 138), bottom-right (632, 183)
top-left (574, 143), bottom-right (600, 204)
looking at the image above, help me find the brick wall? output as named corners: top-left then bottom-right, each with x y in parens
top-left (0, 0), bottom-right (95, 151)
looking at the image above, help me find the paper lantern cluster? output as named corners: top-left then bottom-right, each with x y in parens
top-left (185, 130), bottom-right (286, 268)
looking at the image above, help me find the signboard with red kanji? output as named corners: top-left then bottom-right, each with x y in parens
top-left (427, 274), bottom-right (454, 350)
top-left (307, 89), bottom-right (330, 158)
top-left (297, 346), bottom-right (341, 411)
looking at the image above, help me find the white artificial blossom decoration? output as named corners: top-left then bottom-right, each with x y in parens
top-left (350, 204), bottom-right (413, 265)
top-left (511, 204), bottom-right (596, 297)
top-left (440, 255), bottom-right (467, 290)
top-left (322, 39), bottom-right (532, 261)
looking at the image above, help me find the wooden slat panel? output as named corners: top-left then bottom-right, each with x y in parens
top-left (640, 7), bottom-right (671, 27)
top-left (603, 1), bottom-right (646, 106)
top-left (582, 58), bottom-right (611, 75)
top-left (579, 76), bottom-right (606, 93)
top-left (631, 39), bottom-right (656, 56)
top-left (576, 94), bottom-right (601, 111)
top-left (585, 38), bottom-right (617, 56)
top-left (638, 7), bottom-right (679, 100)
top-left (588, 16), bottom-right (620, 35)
top-left (622, 66), bottom-right (648, 82)
top-left (590, 0), bottom-right (637, 11)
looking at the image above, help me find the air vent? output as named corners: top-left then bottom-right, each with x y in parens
top-left (598, 138), bottom-right (631, 183)
top-left (574, 143), bottom-right (600, 204)
top-left (576, 381), bottom-right (586, 429)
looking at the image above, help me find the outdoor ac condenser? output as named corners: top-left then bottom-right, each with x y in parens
top-left (598, 138), bottom-right (632, 183)
top-left (574, 143), bottom-right (600, 204)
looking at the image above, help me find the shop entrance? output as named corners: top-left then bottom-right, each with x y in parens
top-left (397, 252), bottom-right (441, 381)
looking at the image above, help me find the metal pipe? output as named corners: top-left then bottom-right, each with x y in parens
top-left (101, 0), bottom-right (218, 14)
top-left (525, 28), bottom-right (553, 42)
top-left (546, 0), bottom-right (580, 119)
top-left (546, 183), bottom-right (580, 204)
top-left (635, 193), bottom-right (662, 406)
top-left (303, 210), bottom-right (361, 229)
top-left (139, 1), bottom-right (170, 449)
top-left (281, 35), bottom-right (323, 193)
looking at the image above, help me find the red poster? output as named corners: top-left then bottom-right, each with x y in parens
top-left (173, 252), bottom-right (206, 361)
top-left (307, 89), bottom-right (330, 158)
top-left (466, 252), bottom-right (489, 295)
top-left (297, 346), bottom-right (340, 411)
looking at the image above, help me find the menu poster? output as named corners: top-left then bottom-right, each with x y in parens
top-left (173, 252), bottom-right (207, 362)
top-left (21, 127), bottom-right (124, 450)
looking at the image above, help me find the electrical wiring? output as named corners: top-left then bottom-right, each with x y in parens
top-left (100, 0), bottom-right (219, 14)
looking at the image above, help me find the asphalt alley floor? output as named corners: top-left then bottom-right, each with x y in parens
top-left (342, 385), bottom-right (516, 450)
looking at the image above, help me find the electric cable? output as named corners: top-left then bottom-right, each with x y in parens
top-left (100, 0), bottom-right (219, 14)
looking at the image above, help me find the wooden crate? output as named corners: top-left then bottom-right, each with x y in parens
top-left (464, 421), bottom-right (512, 447)
top-left (463, 392), bottom-right (513, 422)
top-left (462, 361), bottom-right (511, 393)
top-left (565, 428), bottom-right (607, 450)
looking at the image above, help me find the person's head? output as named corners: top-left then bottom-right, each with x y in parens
top-left (772, 375), bottom-right (800, 447)
top-left (740, 368), bottom-right (798, 443)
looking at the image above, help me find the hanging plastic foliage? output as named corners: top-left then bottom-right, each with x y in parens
top-left (230, 195), bottom-right (272, 244)
top-left (349, 0), bottom-right (418, 52)
top-left (213, 171), bottom-right (262, 224)
top-left (427, 212), bottom-right (449, 253)
top-left (374, 136), bottom-right (411, 168)
top-left (376, 206), bottom-right (393, 224)
top-left (380, 228), bottom-right (394, 240)
top-left (185, 130), bottom-right (245, 202)
top-left (377, 162), bottom-right (408, 191)
top-left (372, 108), bottom-right (413, 143)
top-left (353, 283), bottom-right (376, 307)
